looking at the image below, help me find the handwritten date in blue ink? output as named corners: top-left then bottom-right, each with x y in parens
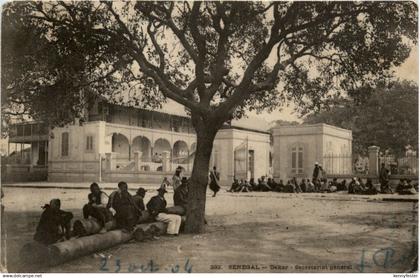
top-left (99, 257), bottom-right (193, 273)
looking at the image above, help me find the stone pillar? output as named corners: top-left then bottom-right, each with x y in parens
top-left (134, 151), bottom-right (142, 171)
top-left (105, 152), bottom-right (115, 171)
top-left (368, 146), bottom-right (380, 176)
top-left (162, 151), bottom-right (170, 172)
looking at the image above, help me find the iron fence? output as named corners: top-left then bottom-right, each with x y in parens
top-left (379, 154), bottom-right (418, 175)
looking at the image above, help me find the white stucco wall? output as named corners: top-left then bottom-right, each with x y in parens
top-left (272, 124), bottom-right (352, 182)
top-left (214, 128), bottom-right (271, 186)
top-left (48, 120), bottom-right (270, 184)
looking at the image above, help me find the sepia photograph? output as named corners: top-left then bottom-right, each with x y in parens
top-left (0, 0), bottom-right (418, 274)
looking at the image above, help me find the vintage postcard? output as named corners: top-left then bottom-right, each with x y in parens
top-left (0, 0), bottom-right (418, 275)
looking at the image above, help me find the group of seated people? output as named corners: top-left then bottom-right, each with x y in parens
top-left (33, 178), bottom-right (190, 245)
top-left (395, 178), bottom-right (418, 195)
top-left (228, 176), bottom-right (419, 195)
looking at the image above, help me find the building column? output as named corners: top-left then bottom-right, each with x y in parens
top-left (162, 151), bottom-right (170, 172)
top-left (150, 146), bottom-right (154, 162)
top-left (134, 151), bottom-right (142, 171)
top-left (105, 152), bottom-right (115, 171)
top-left (368, 145), bottom-right (380, 176)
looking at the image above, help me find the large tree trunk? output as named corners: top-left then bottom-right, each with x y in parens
top-left (184, 115), bottom-right (219, 233)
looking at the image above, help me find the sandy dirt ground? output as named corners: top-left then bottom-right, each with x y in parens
top-left (1, 186), bottom-right (418, 273)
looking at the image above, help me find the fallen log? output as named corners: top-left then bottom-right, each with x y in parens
top-left (166, 206), bottom-right (186, 216)
top-left (19, 241), bottom-right (51, 266)
top-left (73, 211), bottom-right (153, 237)
top-left (72, 218), bottom-right (117, 237)
top-left (48, 221), bottom-right (168, 266)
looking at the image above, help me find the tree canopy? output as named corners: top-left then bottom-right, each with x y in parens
top-left (2, 1), bottom-right (417, 128)
top-left (304, 80), bottom-right (419, 155)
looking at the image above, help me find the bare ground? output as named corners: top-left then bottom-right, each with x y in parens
top-left (1, 186), bottom-right (418, 273)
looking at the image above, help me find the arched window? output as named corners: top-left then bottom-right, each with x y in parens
top-left (61, 132), bottom-right (69, 157)
top-left (291, 146), bottom-right (303, 174)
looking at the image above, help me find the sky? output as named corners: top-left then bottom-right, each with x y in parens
top-left (162, 44), bottom-right (419, 124)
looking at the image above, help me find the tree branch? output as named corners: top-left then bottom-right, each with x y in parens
top-left (147, 22), bottom-right (165, 72)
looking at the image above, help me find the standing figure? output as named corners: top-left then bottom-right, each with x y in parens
top-left (108, 181), bottom-right (140, 232)
top-left (209, 166), bottom-right (221, 197)
top-left (82, 183), bottom-right (113, 233)
top-left (312, 162), bottom-right (320, 183)
top-left (172, 167), bottom-right (183, 191)
top-left (379, 163), bottom-right (392, 193)
top-left (34, 199), bottom-right (73, 245)
top-left (147, 186), bottom-right (182, 236)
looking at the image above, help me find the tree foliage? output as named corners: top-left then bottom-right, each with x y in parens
top-left (304, 80), bottom-right (419, 155)
top-left (2, 1), bottom-right (417, 128)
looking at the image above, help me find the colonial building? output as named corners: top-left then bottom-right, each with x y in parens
top-left (271, 123), bottom-right (353, 182)
top-left (5, 101), bottom-right (271, 186)
top-left (5, 102), bottom-right (353, 186)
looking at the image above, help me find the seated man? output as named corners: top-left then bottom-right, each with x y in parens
top-left (397, 179), bottom-right (417, 195)
top-left (292, 177), bottom-right (302, 193)
top-left (171, 177), bottom-right (189, 215)
top-left (319, 179), bottom-right (330, 193)
top-left (273, 180), bottom-right (285, 192)
top-left (354, 178), bottom-right (366, 194)
top-left (133, 187), bottom-right (150, 223)
top-left (357, 178), bottom-right (367, 192)
top-left (239, 180), bottom-right (251, 192)
top-left (299, 179), bottom-right (307, 193)
top-left (83, 183), bottom-right (113, 233)
top-left (250, 178), bottom-right (258, 191)
top-left (305, 179), bottom-right (315, 193)
top-left (329, 181), bottom-right (337, 193)
top-left (147, 186), bottom-right (182, 236)
top-left (336, 179), bottom-right (347, 191)
top-left (396, 179), bottom-right (406, 194)
top-left (348, 178), bottom-right (357, 194)
top-left (285, 180), bottom-right (295, 193)
top-left (405, 179), bottom-right (418, 194)
top-left (331, 178), bottom-right (339, 188)
top-left (108, 181), bottom-right (140, 233)
top-left (267, 178), bottom-right (276, 190)
top-left (363, 178), bottom-right (378, 195)
top-left (259, 176), bottom-right (272, 192)
top-left (34, 199), bottom-right (73, 245)
top-left (228, 178), bottom-right (240, 192)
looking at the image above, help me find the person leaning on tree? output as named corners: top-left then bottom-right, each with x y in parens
top-left (147, 185), bottom-right (182, 236)
top-left (171, 177), bottom-right (189, 215)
